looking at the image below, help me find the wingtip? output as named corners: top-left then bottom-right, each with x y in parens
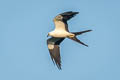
top-left (71, 11), bottom-right (79, 15)
top-left (74, 12), bottom-right (79, 14)
top-left (70, 11), bottom-right (79, 13)
top-left (86, 45), bottom-right (89, 47)
top-left (83, 43), bottom-right (88, 47)
top-left (56, 63), bottom-right (62, 70)
top-left (88, 30), bottom-right (92, 32)
top-left (58, 66), bottom-right (62, 70)
top-left (62, 11), bottom-right (79, 15)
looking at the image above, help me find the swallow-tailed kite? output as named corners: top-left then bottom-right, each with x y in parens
top-left (47, 11), bottom-right (92, 69)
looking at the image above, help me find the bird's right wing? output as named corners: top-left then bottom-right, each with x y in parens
top-left (47, 37), bottom-right (65, 69)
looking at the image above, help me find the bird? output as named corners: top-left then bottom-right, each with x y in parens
top-left (47, 11), bottom-right (92, 70)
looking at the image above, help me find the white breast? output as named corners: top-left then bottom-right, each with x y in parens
top-left (50, 30), bottom-right (70, 37)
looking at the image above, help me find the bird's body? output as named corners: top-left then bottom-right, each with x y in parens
top-left (47, 11), bottom-right (92, 69)
top-left (49, 30), bottom-right (75, 38)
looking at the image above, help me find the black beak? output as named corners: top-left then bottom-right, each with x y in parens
top-left (47, 34), bottom-right (49, 37)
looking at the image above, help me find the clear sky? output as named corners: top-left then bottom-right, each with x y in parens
top-left (0, 0), bottom-right (120, 80)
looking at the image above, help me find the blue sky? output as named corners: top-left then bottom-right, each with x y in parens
top-left (0, 0), bottom-right (120, 80)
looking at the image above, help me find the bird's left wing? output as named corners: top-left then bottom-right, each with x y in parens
top-left (60, 11), bottom-right (79, 21)
top-left (53, 11), bottom-right (79, 32)
top-left (47, 37), bottom-right (65, 69)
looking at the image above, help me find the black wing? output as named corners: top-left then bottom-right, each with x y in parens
top-left (60, 11), bottom-right (79, 21)
top-left (47, 37), bottom-right (65, 69)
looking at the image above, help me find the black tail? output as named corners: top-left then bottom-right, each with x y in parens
top-left (72, 30), bottom-right (92, 36)
top-left (68, 30), bottom-right (92, 47)
top-left (68, 37), bottom-right (88, 47)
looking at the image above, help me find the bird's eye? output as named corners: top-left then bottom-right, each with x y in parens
top-left (57, 15), bottom-right (62, 19)
top-left (57, 16), bottom-right (60, 19)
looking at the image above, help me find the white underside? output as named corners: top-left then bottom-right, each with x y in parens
top-left (49, 30), bottom-right (71, 38)
top-left (49, 20), bottom-right (73, 38)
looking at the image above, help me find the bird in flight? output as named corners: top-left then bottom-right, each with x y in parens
top-left (47, 11), bottom-right (92, 70)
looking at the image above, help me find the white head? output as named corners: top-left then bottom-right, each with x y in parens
top-left (47, 32), bottom-right (53, 37)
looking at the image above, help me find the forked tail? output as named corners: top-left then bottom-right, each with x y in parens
top-left (68, 30), bottom-right (92, 47)
top-left (72, 30), bottom-right (92, 36)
